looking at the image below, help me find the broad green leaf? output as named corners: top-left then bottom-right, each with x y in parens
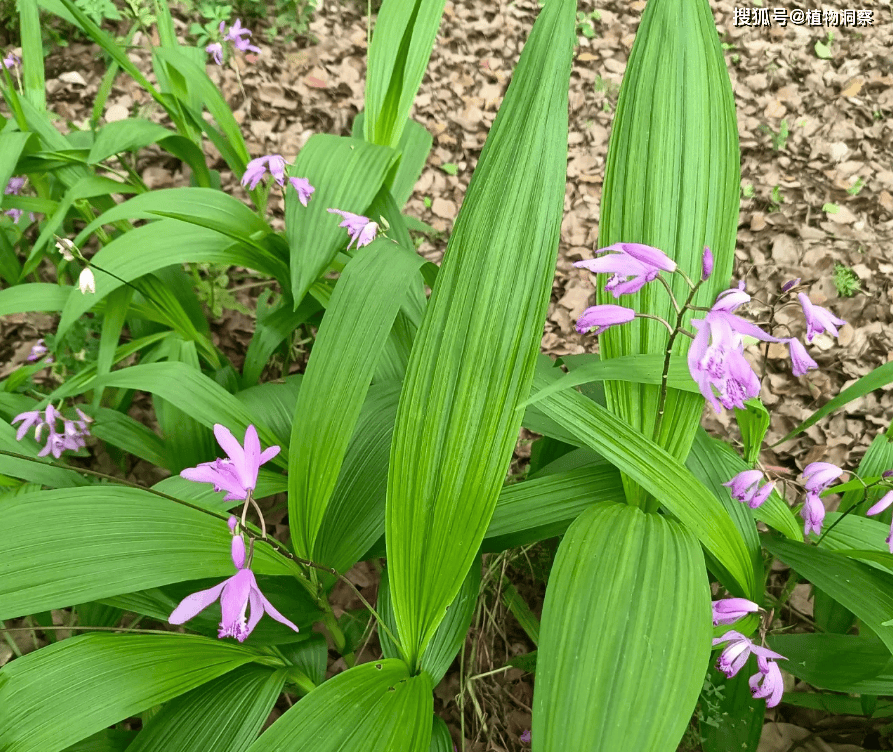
top-left (386, 0), bottom-right (575, 664)
top-left (246, 660), bottom-right (432, 752)
top-left (89, 407), bottom-right (168, 467)
top-left (594, 0), bottom-right (741, 504)
top-left (378, 557), bottom-right (480, 684)
top-left (87, 119), bottom-right (174, 163)
top-left (483, 463), bottom-right (624, 552)
top-left (234, 377), bottom-right (303, 450)
top-left (763, 533), bottom-right (893, 655)
top-left (519, 353), bottom-right (698, 409)
top-left (314, 382), bottom-right (401, 575)
top-left (430, 716), bottom-right (453, 752)
top-left (0, 633), bottom-right (258, 752)
top-left (242, 294), bottom-right (321, 387)
top-left (73, 188), bottom-right (271, 251)
top-left (364, 0), bottom-right (447, 148)
top-left (532, 361), bottom-right (756, 596)
top-left (51, 362), bottom-right (284, 464)
top-left (0, 283), bottom-right (71, 315)
top-left (56, 221), bottom-right (289, 339)
top-left (125, 664), bottom-right (286, 752)
top-left (284, 134), bottom-right (400, 302)
top-left (288, 241), bottom-right (425, 556)
top-left (533, 503), bottom-right (711, 752)
top-left (0, 486), bottom-right (295, 620)
top-left (773, 362), bottom-right (893, 446)
top-left (0, 421), bottom-right (92, 488)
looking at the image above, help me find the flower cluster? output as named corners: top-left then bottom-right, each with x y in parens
top-left (12, 404), bottom-right (92, 458)
top-left (711, 598), bottom-right (786, 707)
top-left (4, 176), bottom-right (29, 223)
top-left (800, 461), bottom-right (843, 537)
top-left (240, 154), bottom-right (314, 206)
top-left (327, 208), bottom-right (379, 250)
top-left (171, 426), bottom-right (298, 642)
top-left (723, 469), bottom-right (775, 509)
top-left (572, 242), bottom-right (846, 414)
top-left (206, 19), bottom-right (260, 64)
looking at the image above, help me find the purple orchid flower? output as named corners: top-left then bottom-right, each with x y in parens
top-left (12, 403), bottom-right (90, 457)
top-left (11, 410), bottom-right (43, 441)
top-left (712, 630), bottom-right (785, 679)
top-left (723, 470), bottom-right (774, 509)
top-left (2, 52), bottom-right (19, 70)
top-left (169, 519), bottom-right (298, 642)
top-left (798, 293), bottom-right (846, 342)
top-left (26, 339), bottom-right (50, 362)
top-left (802, 462), bottom-right (843, 494)
top-left (206, 42), bottom-right (223, 65)
top-left (4, 176), bottom-right (26, 222)
top-left (241, 154), bottom-right (288, 190)
top-left (327, 208), bottom-right (379, 249)
top-left (223, 19), bottom-right (261, 54)
top-left (574, 242), bottom-right (675, 299)
top-left (712, 598), bottom-right (759, 627)
top-left (181, 424), bottom-right (280, 501)
top-left (520, 729), bottom-right (531, 743)
top-left (749, 656), bottom-right (785, 707)
top-left (781, 278), bottom-right (801, 293)
top-left (575, 304), bottom-right (636, 335)
top-left (288, 177), bottom-right (314, 206)
top-left (866, 491), bottom-right (893, 553)
top-left (800, 491), bottom-right (825, 537)
top-left (787, 337), bottom-right (817, 377)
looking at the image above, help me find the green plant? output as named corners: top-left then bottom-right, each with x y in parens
top-left (759, 118), bottom-right (789, 150)
top-left (74, 0), bottom-right (122, 26)
top-left (769, 184), bottom-right (784, 210)
top-left (815, 30), bottom-right (834, 59)
top-left (741, 183), bottom-right (754, 198)
top-left (833, 262), bottom-right (861, 297)
top-left (575, 9), bottom-right (600, 40)
top-left (847, 177), bottom-right (866, 196)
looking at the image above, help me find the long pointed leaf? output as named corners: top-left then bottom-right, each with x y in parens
top-left (386, 0), bottom-right (575, 664)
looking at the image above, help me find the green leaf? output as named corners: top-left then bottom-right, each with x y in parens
top-left (90, 407), bottom-right (168, 467)
top-left (125, 664), bottom-right (286, 752)
top-left (0, 486), bottom-right (295, 620)
top-left (386, 0), bottom-right (575, 664)
top-left (288, 241), bottom-right (425, 555)
top-left (839, 431), bottom-right (893, 513)
top-left (532, 361), bottom-right (756, 596)
top-left (822, 202), bottom-right (839, 213)
top-left (56, 221), bottom-right (289, 340)
top-left (734, 399), bottom-right (770, 465)
top-left (766, 633), bottom-right (892, 694)
top-left (0, 283), bottom-right (71, 315)
top-left (18, 0), bottom-right (46, 110)
top-left (773, 362), bottom-right (893, 446)
top-left (815, 40), bottom-right (832, 59)
top-left (429, 715), bottom-right (453, 752)
top-left (483, 463), bottom-right (624, 552)
top-left (594, 0), bottom-right (741, 503)
top-left (700, 666), bottom-right (765, 752)
top-left (533, 503), bottom-right (711, 751)
top-left (246, 660), bottom-right (432, 752)
top-left (364, 0), bottom-right (447, 148)
top-left (379, 557), bottom-right (480, 684)
top-left (285, 134), bottom-right (400, 303)
top-left (763, 533), bottom-right (893, 655)
top-left (0, 633), bottom-right (259, 752)
top-left (439, 163), bottom-right (458, 176)
top-left (242, 294), bottom-right (321, 387)
top-left (518, 353), bottom-right (698, 409)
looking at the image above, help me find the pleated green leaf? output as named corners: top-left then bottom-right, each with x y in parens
top-left (125, 664), bottom-right (286, 752)
top-left (700, 666), bottom-right (765, 752)
top-left (18, 0), bottom-right (46, 110)
top-left (0, 283), bottom-right (71, 315)
top-left (246, 660), bottom-right (432, 752)
top-left (386, 0), bottom-right (574, 665)
top-left (595, 0), bottom-right (740, 500)
top-left (0, 421), bottom-right (91, 489)
top-left (533, 503), bottom-right (712, 752)
top-left (313, 382), bottom-right (401, 574)
top-left (56, 221), bottom-right (289, 339)
top-left (532, 363), bottom-right (756, 596)
top-left (483, 463), bottom-right (623, 552)
top-left (288, 241), bottom-right (424, 556)
top-left (378, 557), bottom-right (480, 684)
top-left (763, 533), bottom-right (893, 655)
top-left (284, 134), bottom-right (399, 303)
top-left (0, 486), bottom-right (295, 620)
top-left (839, 431), bottom-right (893, 513)
top-left (0, 634), bottom-right (258, 752)
top-left (429, 715), bottom-right (453, 752)
top-left (364, 0), bottom-right (447, 148)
